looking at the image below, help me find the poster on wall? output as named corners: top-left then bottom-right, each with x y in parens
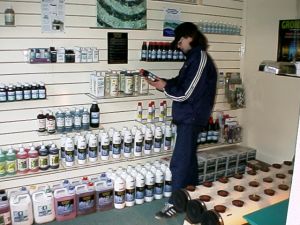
top-left (96, 0), bottom-right (146, 29)
top-left (41, 0), bottom-right (65, 33)
top-left (277, 19), bottom-right (300, 62)
top-left (163, 8), bottom-right (181, 37)
top-left (108, 32), bottom-right (128, 64)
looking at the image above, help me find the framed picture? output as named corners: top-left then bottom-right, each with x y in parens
top-left (96, 0), bottom-right (146, 29)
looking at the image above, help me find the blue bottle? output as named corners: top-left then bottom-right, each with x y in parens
top-left (64, 110), bottom-right (73, 132)
top-left (49, 144), bottom-right (59, 169)
top-left (82, 108), bottom-right (90, 131)
top-left (56, 110), bottom-right (65, 133)
top-left (74, 108), bottom-right (82, 131)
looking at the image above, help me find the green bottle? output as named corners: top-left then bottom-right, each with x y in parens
top-left (0, 149), bottom-right (6, 176)
top-left (5, 147), bottom-right (16, 175)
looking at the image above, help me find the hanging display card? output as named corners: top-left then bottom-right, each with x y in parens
top-left (41, 0), bottom-right (65, 33)
top-left (163, 8), bottom-right (181, 37)
top-left (277, 19), bottom-right (300, 62)
top-left (108, 32), bottom-right (128, 64)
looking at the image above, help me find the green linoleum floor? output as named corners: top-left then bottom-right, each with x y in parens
top-left (45, 199), bottom-right (185, 225)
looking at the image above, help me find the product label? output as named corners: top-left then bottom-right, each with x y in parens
top-left (7, 92), bottom-right (15, 101)
top-left (88, 146), bottom-right (97, 158)
top-left (135, 186), bottom-right (145, 199)
top-left (91, 112), bottom-right (99, 124)
top-left (112, 144), bottom-right (121, 155)
top-left (5, 14), bottom-right (14, 24)
top-left (6, 160), bottom-right (16, 173)
top-left (31, 90), bottom-right (38, 99)
top-left (145, 185), bottom-right (154, 197)
top-left (135, 142), bottom-right (143, 153)
top-left (77, 148), bottom-right (87, 160)
top-left (0, 211), bottom-right (11, 225)
top-left (65, 117), bottom-right (72, 127)
top-left (15, 91), bottom-right (23, 100)
top-left (98, 190), bottom-right (113, 207)
top-left (114, 190), bottom-right (125, 204)
top-left (125, 189), bottom-right (135, 202)
top-left (78, 194), bottom-right (95, 210)
top-left (39, 155), bottom-right (48, 169)
top-left (56, 117), bottom-right (64, 128)
top-left (13, 210), bottom-right (28, 222)
top-left (17, 158), bottom-right (28, 171)
top-left (23, 90), bottom-right (31, 100)
top-left (101, 145), bottom-right (109, 156)
top-left (57, 199), bottom-right (74, 215)
top-left (124, 77), bottom-right (133, 94)
top-left (28, 157), bottom-right (38, 170)
top-left (37, 118), bottom-right (46, 131)
top-left (38, 204), bottom-right (52, 217)
top-left (74, 116), bottom-right (81, 127)
top-left (49, 154), bottom-right (59, 167)
top-left (82, 114), bottom-right (89, 124)
top-left (144, 140), bottom-right (153, 150)
top-left (123, 142), bottom-right (132, 153)
top-left (154, 183), bottom-right (164, 194)
top-left (0, 92), bottom-right (6, 102)
top-left (47, 119), bottom-right (56, 132)
top-left (38, 89), bottom-right (46, 99)
top-left (164, 181), bottom-right (172, 192)
top-left (65, 150), bottom-right (74, 162)
top-left (154, 138), bottom-right (162, 148)
top-left (0, 162), bottom-right (5, 175)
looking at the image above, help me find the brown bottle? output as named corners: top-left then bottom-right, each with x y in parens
top-left (37, 110), bottom-right (46, 132)
top-left (46, 111), bottom-right (56, 134)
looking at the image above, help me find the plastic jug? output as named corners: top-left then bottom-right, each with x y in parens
top-left (53, 188), bottom-right (76, 221)
top-left (32, 191), bottom-right (55, 224)
top-left (94, 180), bottom-right (113, 211)
top-left (10, 194), bottom-right (33, 225)
top-left (75, 183), bottom-right (96, 215)
top-left (0, 196), bottom-right (11, 225)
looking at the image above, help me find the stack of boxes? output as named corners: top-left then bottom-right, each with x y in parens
top-left (197, 145), bottom-right (256, 184)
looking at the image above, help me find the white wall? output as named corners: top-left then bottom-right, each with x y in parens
top-left (0, 0), bottom-right (243, 189)
top-left (242, 0), bottom-right (299, 163)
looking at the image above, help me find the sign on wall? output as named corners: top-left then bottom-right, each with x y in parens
top-left (41, 0), bottom-right (65, 33)
top-left (96, 0), bottom-right (146, 29)
top-left (163, 8), bottom-right (181, 37)
top-left (277, 19), bottom-right (300, 62)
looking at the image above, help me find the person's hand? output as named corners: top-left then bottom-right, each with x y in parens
top-left (146, 77), bottom-right (166, 91)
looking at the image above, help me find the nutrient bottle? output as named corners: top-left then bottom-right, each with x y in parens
top-left (90, 101), bottom-right (100, 128)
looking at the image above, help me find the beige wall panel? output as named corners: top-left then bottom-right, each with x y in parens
top-left (148, 1), bottom-right (242, 18)
top-left (202, 0), bottom-right (243, 9)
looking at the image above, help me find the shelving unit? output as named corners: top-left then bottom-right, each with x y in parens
top-left (0, 142), bottom-right (241, 190)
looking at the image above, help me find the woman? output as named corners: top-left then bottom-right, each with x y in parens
top-left (146, 22), bottom-right (218, 219)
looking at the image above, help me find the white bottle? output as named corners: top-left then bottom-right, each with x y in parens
top-left (144, 162), bottom-right (151, 171)
top-left (130, 169), bottom-right (138, 178)
top-left (140, 167), bottom-right (148, 177)
top-left (88, 133), bottom-right (98, 162)
top-left (100, 132), bottom-right (110, 160)
top-left (135, 173), bottom-right (145, 205)
top-left (114, 176), bottom-right (125, 209)
top-left (144, 128), bottom-right (153, 155)
top-left (10, 193), bottom-right (34, 225)
top-left (112, 131), bottom-right (121, 159)
top-left (164, 124), bottom-right (172, 151)
top-left (154, 169), bottom-right (164, 199)
top-left (32, 191), bottom-right (55, 224)
top-left (125, 175), bottom-right (135, 207)
top-left (133, 129), bottom-right (143, 157)
top-left (144, 171), bottom-right (155, 202)
top-left (64, 137), bottom-right (75, 167)
top-left (163, 167), bottom-right (172, 197)
top-left (77, 136), bottom-right (87, 165)
top-left (123, 130), bottom-right (132, 158)
top-left (153, 126), bottom-right (163, 153)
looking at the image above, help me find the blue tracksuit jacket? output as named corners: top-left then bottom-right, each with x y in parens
top-left (164, 45), bottom-right (217, 126)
